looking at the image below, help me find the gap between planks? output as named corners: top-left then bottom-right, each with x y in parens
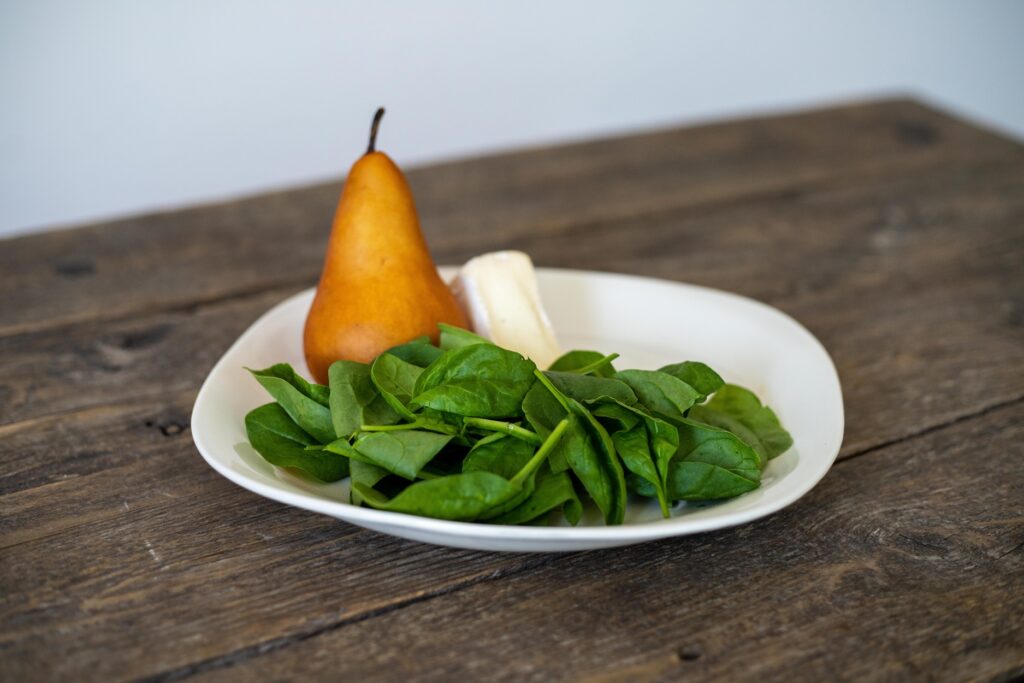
top-left (131, 394), bottom-right (1024, 683)
top-left (3, 145), bottom-right (1011, 342)
top-left (136, 553), bottom-right (563, 683)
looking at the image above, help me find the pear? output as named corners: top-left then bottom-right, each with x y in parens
top-left (303, 108), bottom-right (468, 383)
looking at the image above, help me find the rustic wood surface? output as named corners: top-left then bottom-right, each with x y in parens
top-left (1, 98), bottom-right (1022, 682)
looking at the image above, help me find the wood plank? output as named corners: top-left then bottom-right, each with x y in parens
top-left (0, 287), bottom-right (295, 426)
top-left (1, 391), bottom-right (1020, 680)
top-left (184, 401), bottom-right (1024, 683)
top-left (3, 153), bottom-right (1021, 465)
top-left (2, 99), bottom-right (1021, 683)
top-left (0, 391), bottom-right (555, 682)
top-left (1, 100), bottom-right (1019, 337)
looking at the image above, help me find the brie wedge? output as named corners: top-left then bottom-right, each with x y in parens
top-left (450, 251), bottom-right (562, 369)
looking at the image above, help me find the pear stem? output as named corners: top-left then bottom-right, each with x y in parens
top-left (367, 107), bottom-right (385, 154)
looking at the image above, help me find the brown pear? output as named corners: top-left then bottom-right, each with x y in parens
top-left (303, 108), bottom-right (468, 383)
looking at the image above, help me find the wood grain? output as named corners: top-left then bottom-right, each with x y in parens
top-left (0, 99), bottom-right (1018, 338)
top-left (189, 401), bottom-right (1024, 683)
top-left (1, 99), bottom-right (1023, 682)
top-left (0, 288), bottom-right (297, 426)
top-left (0, 392), bottom-right (553, 680)
top-left (3, 151), bottom-right (1021, 459)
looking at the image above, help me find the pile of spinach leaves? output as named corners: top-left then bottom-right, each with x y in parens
top-left (244, 324), bottom-right (792, 525)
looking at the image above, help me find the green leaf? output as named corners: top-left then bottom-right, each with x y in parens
top-left (353, 471), bottom-right (519, 521)
top-left (591, 397), bottom-right (679, 511)
top-left (626, 470), bottom-right (658, 498)
top-left (573, 401), bottom-right (627, 525)
top-left (244, 403), bottom-right (347, 481)
top-left (526, 373), bottom-right (626, 524)
top-left (646, 412), bottom-right (681, 500)
top-left (522, 380), bottom-right (570, 472)
top-left (438, 323), bottom-right (491, 350)
top-left (370, 353), bottom-right (424, 420)
top-left (612, 424), bottom-right (669, 517)
top-left (328, 360), bottom-right (400, 438)
top-left (412, 344), bottom-right (537, 417)
top-left (321, 437), bottom-right (375, 464)
top-left (666, 418), bottom-right (761, 500)
top-left (249, 363), bottom-right (330, 404)
top-left (688, 384), bottom-right (793, 462)
top-left (615, 369), bottom-right (700, 422)
top-left (353, 430), bottom-right (453, 480)
top-left (248, 365), bottom-right (335, 443)
top-left (385, 338), bottom-right (444, 368)
top-left (462, 433), bottom-right (538, 519)
top-left (463, 433), bottom-right (536, 479)
top-left (543, 371), bottom-right (637, 405)
top-left (548, 350), bottom-right (618, 378)
top-left (657, 361), bottom-right (724, 403)
top-left (591, 400), bottom-right (642, 431)
top-left (349, 459), bottom-right (391, 506)
top-left (489, 468), bottom-right (583, 526)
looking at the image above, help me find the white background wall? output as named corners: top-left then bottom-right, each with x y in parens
top-left (2, 0), bottom-right (1022, 238)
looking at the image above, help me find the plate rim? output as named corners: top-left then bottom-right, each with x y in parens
top-left (191, 267), bottom-right (844, 545)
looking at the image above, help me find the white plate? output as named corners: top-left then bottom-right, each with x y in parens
top-left (192, 268), bottom-right (843, 552)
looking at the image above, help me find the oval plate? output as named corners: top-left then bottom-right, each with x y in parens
top-left (192, 268), bottom-right (843, 552)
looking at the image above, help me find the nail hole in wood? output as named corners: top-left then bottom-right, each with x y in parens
top-left (54, 260), bottom-right (96, 278)
top-left (144, 420), bottom-right (188, 436)
top-left (677, 645), bottom-right (702, 662)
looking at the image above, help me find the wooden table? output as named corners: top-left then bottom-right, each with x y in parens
top-left (2, 99), bottom-right (1022, 682)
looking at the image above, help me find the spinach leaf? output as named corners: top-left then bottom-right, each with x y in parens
top-left (527, 373), bottom-right (626, 524)
top-left (244, 403), bottom-right (348, 481)
top-left (370, 353), bottom-right (424, 420)
top-left (591, 397), bottom-right (679, 509)
top-left (548, 350), bottom-right (618, 378)
top-left (412, 344), bottom-right (536, 417)
top-left (626, 470), bottom-right (658, 498)
top-left (353, 471), bottom-right (519, 521)
top-left (573, 402), bottom-right (627, 525)
top-left (248, 363), bottom-right (330, 405)
top-left (646, 412), bottom-right (681, 499)
top-left (522, 380), bottom-right (563, 438)
top-left (489, 468), bottom-right (583, 526)
top-left (438, 323), bottom-right (490, 350)
top-left (544, 371), bottom-right (637, 405)
top-left (462, 433), bottom-right (538, 518)
top-left (349, 459), bottom-right (391, 506)
top-left (522, 379), bottom-right (570, 472)
top-left (591, 400), bottom-right (642, 431)
top-left (657, 361), bottom-right (724, 403)
top-left (615, 369), bottom-right (700, 423)
top-left (666, 418), bottom-right (761, 500)
top-left (688, 384), bottom-right (793, 462)
top-left (328, 360), bottom-right (400, 438)
top-left (248, 365), bottom-right (335, 443)
top-left (612, 424), bottom-right (668, 517)
top-left (385, 338), bottom-right (444, 368)
top-left (323, 435), bottom-right (390, 464)
top-left (463, 433), bottom-right (536, 479)
top-left (353, 430), bottom-right (453, 480)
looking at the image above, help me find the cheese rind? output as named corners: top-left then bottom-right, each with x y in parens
top-left (450, 251), bottom-right (562, 370)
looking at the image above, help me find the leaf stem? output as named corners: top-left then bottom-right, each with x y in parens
top-left (359, 422), bottom-right (420, 432)
top-left (463, 417), bottom-right (543, 445)
top-left (511, 418), bottom-right (570, 488)
top-left (358, 420), bottom-right (457, 436)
